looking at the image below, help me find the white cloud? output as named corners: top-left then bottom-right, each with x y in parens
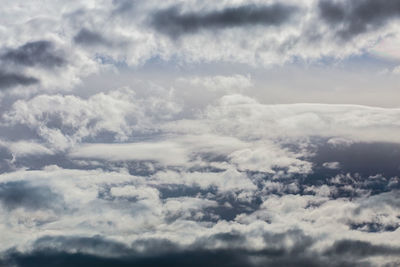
top-left (0, 140), bottom-right (53, 157)
top-left (327, 137), bottom-right (354, 147)
top-left (152, 167), bottom-right (257, 192)
top-left (70, 142), bottom-right (188, 166)
top-left (3, 87), bottom-right (181, 151)
top-left (202, 94), bottom-right (400, 143)
top-left (322, 162), bottom-right (341, 170)
top-left (229, 142), bottom-right (312, 174)
top-left (163, 197), bottom-right (218, 221)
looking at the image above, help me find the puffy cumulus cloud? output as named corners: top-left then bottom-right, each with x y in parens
top-left (229, 142), bottom-right (312, 174)
top-left (2, 86), bottom-right (181, 151)
top-left (0, 166), bottom-right (256, 254)
top-left (163, 197), bottom-right (219, 221)
top-left (238, 192), bottom-right (400, 251)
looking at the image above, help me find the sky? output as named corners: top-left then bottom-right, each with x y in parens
top-left (0, 0), bottom-right (400, 266)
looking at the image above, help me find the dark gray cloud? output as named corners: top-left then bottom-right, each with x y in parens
top-left (151, 4), bottom-right (299, 38)
top-left (74, 28), bottom-right (112, 47)
top-left (325, 239), bottom-right (400, 257)
top-left (318, 0), bottom-right (400, 40)
top-left (0, 235), bottom-right (375, 267)
top-left (112, 0), bottom-right (136, 15)
top-left (0, 181), bottom-right (63, 211)
top-left (0, 250), bottom-right (363, 267)
top-left (1, 41), bottom-right (65, 68)
top-left (0, 70), bottom-right (39, 89)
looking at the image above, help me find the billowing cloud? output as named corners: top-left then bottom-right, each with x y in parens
top-left (2, 87), bottom-right (181, 150)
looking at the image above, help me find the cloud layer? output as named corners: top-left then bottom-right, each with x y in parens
top-left (0, 1), bottom-right (399, 266)
top-left (1, 89), bottom-right (400, 265)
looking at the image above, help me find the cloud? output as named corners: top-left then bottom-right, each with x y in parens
top-left (112, 0), bottom-right (136, 15)
top-left (0, 70), bottom-right (39, 89)
top-left (318, 0), bottom-right (400, 40)
top-left (0, 181), bottom-right (63, 211)
top-left (0, 140), bottom-right (53, 158)
top-left (0, 2), bottom-right (400, 266)
top-left (32, 235), bottom-right (137, 258)
top-left (151, 4), bottom-right (299, 38)
top-left (3, 233), bottom-right (395, 267)
top-left (1, 41), bottom-right (65, 68)
top-left (229, 143), bottom-right (312, 174)
top-left (322, 162), bottom-right (341, 170)
top-left (70, 142), bottom-right (188, 166)
top-left (3, 87), bottom-right (181, 151)
top-left (0, 250), bottom-right (337, 267)
top-left (69, 134), bottom-right (249, 167)
top-left (0, 160), bottom-right (399, 266)
top-left (0, 0), bottom-right (398, 71)
top-left (152, 167), bottom-right (256, 193)
top-left (0, 0), bottom-right (398, 70)
top-left (325, 239), bottom-right (400, 257)
top-left (73, 28), bottom-right (113, 47)
top-left (202, 94), bottom-right (400, 143)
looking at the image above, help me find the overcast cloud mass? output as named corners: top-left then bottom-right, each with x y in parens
top-left (0, 1), bottom-right (400, 266)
